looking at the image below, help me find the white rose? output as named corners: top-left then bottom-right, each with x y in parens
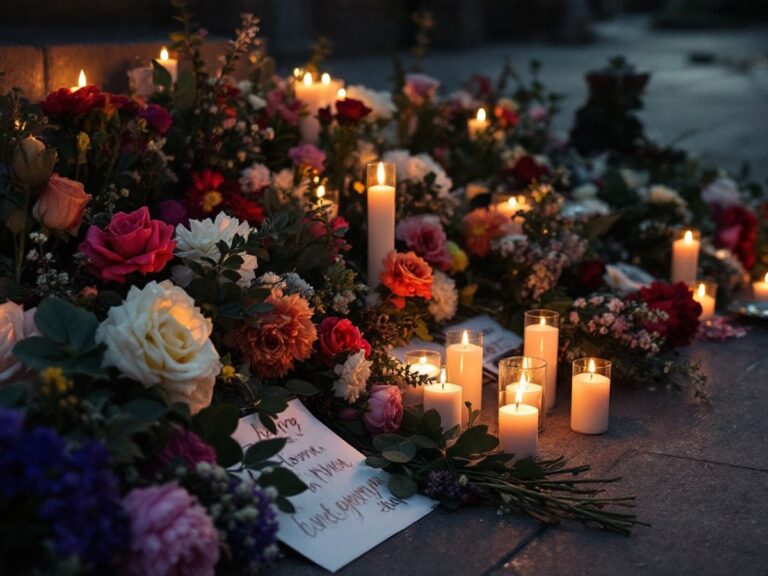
top-left (95, 281), bottom-right (220, 413)
top-left (645, 184), bottom-right (685, 206)
top-left (345, 85), bottom-right (395, 121)
top-left (0, 301), bottom-right (39, 384)
top-left (428, 271), bottom-right (458, 322)
top-left (332, 349), bottom-right (372, 403)
top-left (173, 212), bottom-right (258, 288)
top-left (701, 177), bottom-right (741, 207)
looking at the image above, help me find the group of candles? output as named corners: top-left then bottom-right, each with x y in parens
top-left (405, 312), bottom-right (613, 460)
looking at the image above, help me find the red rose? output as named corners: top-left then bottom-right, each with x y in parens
top-left (78, 206), bottom-right (176, 283)
top-left (713, 205), bottom-right (757, 270)
top-left (317, 317), bottom-right (371, 363)
top-left (226, 192), bottom-right (264, 224)
top-left (577, 260), bottom-right (606, 293)
top-left (335, 98), bottom-right (372, 125)
top-left (630, 281), bottom-right (701, 348)
top-left (510, 155), bottom-right (549, 184)
top-left (381, 251), bottom-right (433, 309)
top-left (317, 105), bottom-right (334, 124)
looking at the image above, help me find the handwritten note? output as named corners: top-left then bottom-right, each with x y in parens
top-left (233, 400), bottom-right (436, 573)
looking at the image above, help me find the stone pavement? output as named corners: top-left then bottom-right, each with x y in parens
top-left (273, 321), bottom-right (768, 575)
top-left (323, 16), bottom-right (768, 184)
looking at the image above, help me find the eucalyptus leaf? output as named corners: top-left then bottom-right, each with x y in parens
top-left (382, 439), bottom-right (417, 463)
top-left (387, 474), bottom-right (418, 499)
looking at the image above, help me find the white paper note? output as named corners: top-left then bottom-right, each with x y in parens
top-left (233, 400), bottom-right (436, 573)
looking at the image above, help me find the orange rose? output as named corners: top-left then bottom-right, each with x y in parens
top-left (33, 174), bottom-right (92, 234)
top-left (380, 251), bottom-right (433, 309)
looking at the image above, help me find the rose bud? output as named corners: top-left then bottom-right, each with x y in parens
top-left (11, 136), bottom-right (57, 188)
top-left (32, 174), bottom-right (92, 234)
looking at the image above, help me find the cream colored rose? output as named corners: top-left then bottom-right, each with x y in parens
top-left (0, 301), bottom-right (39, 384)
top-left (95, 280), bottom-right (220, 413)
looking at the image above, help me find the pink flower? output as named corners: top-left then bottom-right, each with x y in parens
top-left (462, 208), bottom-right (509, 257)
top-left (288, 143), bottom-right (326, 172)
top-left (528, 104), bottom-right (549, 123)
top-left (0, 301), bottom-right (39, 385)
top-left (79, 206), bottom-right (176, 283)
top-left (364, 385), bottom-right (403, 434)
top-left (403, 73), bottom-right (440, 106)
top-left (396, 215), bottom-right (451, 271)
top-left (122, 483), bottom-right (220, 576)
top-left (33, 174), bottom-right (92, 234)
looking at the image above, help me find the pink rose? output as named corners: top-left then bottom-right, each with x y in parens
top-left (396, 215), bottom-right (451, 271)
top-left (79, 206), bottom-right (176, 283)
top-left (33, 174), bottom-right (92, 234)
top-left (317, 317), bottom-right (371, 363)
top-left (122, 483), bottom-right (220, 576)
top-left (0, 301), bottom-right (39, 385)
top-left (364, 385), bottom-right (403, 434)
top-left (403, 73), bottom-right (440, 106)
top-left (288, 143), bottom-right (326, 172)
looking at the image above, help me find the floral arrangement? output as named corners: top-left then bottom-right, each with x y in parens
top-left (0, 2), bottom-right (766, 573)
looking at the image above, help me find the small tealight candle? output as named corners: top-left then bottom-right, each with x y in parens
top-left (423, 368), bottom-right (463, 433)
top-left (157, 47), bottom-right (178, 83)
top-left (498, 376), bottom-right (538, 460)
top-left (405, 350), bottom-right (442, 380)
top-left (753, 272), bottom-right (768, 302)
top-left (71, 69), bottom-right (87, 92)
top-left (571, 358), bottom-right (611, 435)
top-left (671, 229), bottom-right (700, 284)
top-left (468, 107), bottom-right (489, 141)
top-left (446, 329), bottom-right (484, 423)
top-left (689, 281), bottom-right (717, 321)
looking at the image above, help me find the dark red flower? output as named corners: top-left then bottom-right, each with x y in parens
top-left (186, 169), bottom-right (226, 219)
top-left (335, 98), bottom-right (372, 125)
top-left (466, 74), bottom-right (494, 100)
top-left (713, 205), bottom-right (757, 270)
top-left (40, 86), bottom-right (107, 116)
top-left (577, 260), bottom-right (606, 293)
top-left (227, 192), bottom-right (265, 224)
top-left (510, 155), bottom-right (549, 184)
top-left (316, 317), bottom-right (371, 364)
top-left (139, 104), bottom-right (172, 134)
top-left (318, 105), bottom-right (334, 124)
top-left (630, 281), bottom-right (701, 348)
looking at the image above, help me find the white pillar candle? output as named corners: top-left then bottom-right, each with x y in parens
top-left (498, 404), bottom-right (538, 459)
top-left (157, 47), bottom-right (178, 83)
top-left (524, 318), bottom-right (559, 410)
top-left (753, 273), bottom-right (768, 302)
top-left (692, 282), bottom-right (715, 321)
top-left (366, 162), bottom-right (396, 288)
top-left (411, 357), bottom-right (441, 379)
top-left (468, 107), bottom-right (489, 141)
top-left (423, 369), bottom-right (463, 432)
top-left (671, 229), bottom-right (700, 284)
top-left (446, 330), bottom-right (484, 423)
top-left (571, 359), bottom-right (611, 435)
top-left (505, 381), bottom-right (543, 407)
top-left (295, 72), bottom-right (342, 144)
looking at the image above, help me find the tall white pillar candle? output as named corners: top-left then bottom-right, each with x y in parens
top-left (446, 330), bottom-right (484, 423)
top-left (157, 47), bottom-right (178, 83)
top-left (524, 310), bottom-right (559, 410)
top-left (671, 229), bottom-right (700, 284)
top-left (366, 162), bottom-right (396, 288)
top-left (423, 369), bottom-right (462, 432)
top-left (571, 358), bottom-right (611, 435)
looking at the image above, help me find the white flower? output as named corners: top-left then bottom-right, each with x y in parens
top-left (248, 94), bottom-right (267, 110)
top-left (645, 184), bottom-right (686, 207)
top-left (428, 271), bottom-right (458, 322)
top-left (702, 177), bottom-right (741, 207)
top-left (258, 271), bottom-right (286, 290)
top-left (240, 162), bottom-right (271, 194)
top-left (173, 213), bottom-right (258, 288)
top-left (0, 301), bottom-right (39, 384)
top-left (561, 198), bottom-right (611, 218)
top-left (95, 281), bottom-right (220, 413)
top-left (603, 263), bottom-right (653, 296)
top-left (382, 149), bottom-right (453, 197)
top-left (332, 349), bottom-right (372, 403)
top-left (345, 85), bottom-right (395, 120)
top-left (271, 168), bottom-right (309, 203)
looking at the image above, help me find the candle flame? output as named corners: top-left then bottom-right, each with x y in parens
top-left (514, 372), bottom-right (528, 406)
top-left (376, 162), bottom-right (385, 186)
top-left (337, 87), bottom-right (346, 99)
top-left (316, 185), bottom-right (326, 199)
top-left (160, 47), bottom-right (169, 61)
top-left (697, 283), bottom-right (706, 298)
top-left (764, 272), bottom-right (768, 283)
top-left (588, 359), bottom-right (596, 374)
top-left (321, 72), bottom-right (331, 85)
top-left (440, 367), bottom-right (446, 390)
top-left (476, 107), bottom-right (486, 122)
top-left (684, 230), bottom-right (693, 243)
top-left (461, 330), bottom-right (469, 349)
top-left (293, 67), bottom-right (301, 78)
top-left (507, 197), bottom-right (518, 208)
top-left (303, 72), bottom-right (313, 86)
top-left (539, 316), bottom-right (546, 326)
top-left (77, 69), bottom-right (86, 89)
top-left (419, 355), bottom-right (427, 366)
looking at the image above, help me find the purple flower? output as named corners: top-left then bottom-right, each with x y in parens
top-left (424, 470), bottom-right (479, 506)
top-left (288, 143), bottom-right (326, 172)
top-left (139, 104), bottom-right (173, 134)
top-left (155, 199), bottom-right (189, 227)
top-left (122, 482), bottom-right (220, 576)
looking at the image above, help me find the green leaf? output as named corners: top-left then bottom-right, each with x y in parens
top-left (511, 456), bottom-right (545, 479)
top-left (121, 398), bottom-right (167, 423)
top-left (261, 467), bottom-right (308, 497)
top-left (193, 403), bottom-right (240, 441)
top-left (151, 59), bottom-right (173, 91)
top-left (0, 382), bottom-right (27, 408)
top-left (382, 439), bottom-right (417, 463)
top-left (244, 438), bottom-right (287, 467)
top-left (365, 455), bottom-right (389, 468)
top-left (215, 437), bottom-right (243, 468)
top-left (12, 337), bottom-right (107, 377)
top-left (388, 474), bottom-right (418, 499)
top-left (275, 495), bottom-right (296, 513)
top-left (411, 434), bottom-right (439, 450)
top-left (372, 433), bottom-right (405, 453)
top-left (448, 425), bottom-right (499, 459)
top-left (285, 379), bottom-right (319, 396)
top-left (34, 297), bottom-right (100, 352)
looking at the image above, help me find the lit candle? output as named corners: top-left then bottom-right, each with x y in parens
top-left (337, 87), bottom-right (346, 100)
top-left (446, 330), bottom-right (484, 423)
top-left (70, 69), bottom-right (87, 92)
top-left (498, 376), bottom-right (538, 459)
top-left (571, 358), bottom-right (611, 435)
top-left (691, 282), bottom-right (716, 321)
top-left (406, 353), bottom-right (441, 379)
top-left (295, 72), bottom-right (343, 143)
top-left (366, 162), bottom-right (396, 288)
top-left (524, 311), bottom-right (559, 410)
top-left (468, 107), bottom-right (489, 141)
top-left (753, 273), bottom-right (768, 302)
top-left (505, 372), bottom-right (543, 407)
top-left (423, 368), bottom-right (463, 433)
top-left (671, 229), bottom-right (700, 284)
top-left (157, 47), bottom-right (178, 83)
top-left (315, 185), bottom-right (338, 219)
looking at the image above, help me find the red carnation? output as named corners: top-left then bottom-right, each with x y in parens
top-left (631, 281), bottom-right (701, 348)
top-left (335, 98), bottom-right (372, 125)
top-left (713, 205), bottom-right (757, 270)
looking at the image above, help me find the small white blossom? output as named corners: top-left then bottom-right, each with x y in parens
top-left (333, 349), bottom-right (372, 403)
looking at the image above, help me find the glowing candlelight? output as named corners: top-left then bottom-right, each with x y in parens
top-left (671, 229), bottom-right (700, 283)
top-left (156, 46), bottom-right (178, 83)
top-left (366, 162), bottom-right (396, 288)
top-left (71, 69), bottom-right (87, 92)
top-left (571, 358), bottom-right (611, 435)
top-left (446, 329), bottom-right (484, 423)
top-left (468, 107), bottom-right (490, 140)
top-left (423, 367), bottom-right (462, 432)
top-left (753, 272), bottom-right (768, 302)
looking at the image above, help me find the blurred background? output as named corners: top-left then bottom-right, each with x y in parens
top-left (1, 0), bottom-right (766, 177)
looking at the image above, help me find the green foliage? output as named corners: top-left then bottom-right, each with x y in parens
top-left (192, 403), bottom-right (243, 467)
